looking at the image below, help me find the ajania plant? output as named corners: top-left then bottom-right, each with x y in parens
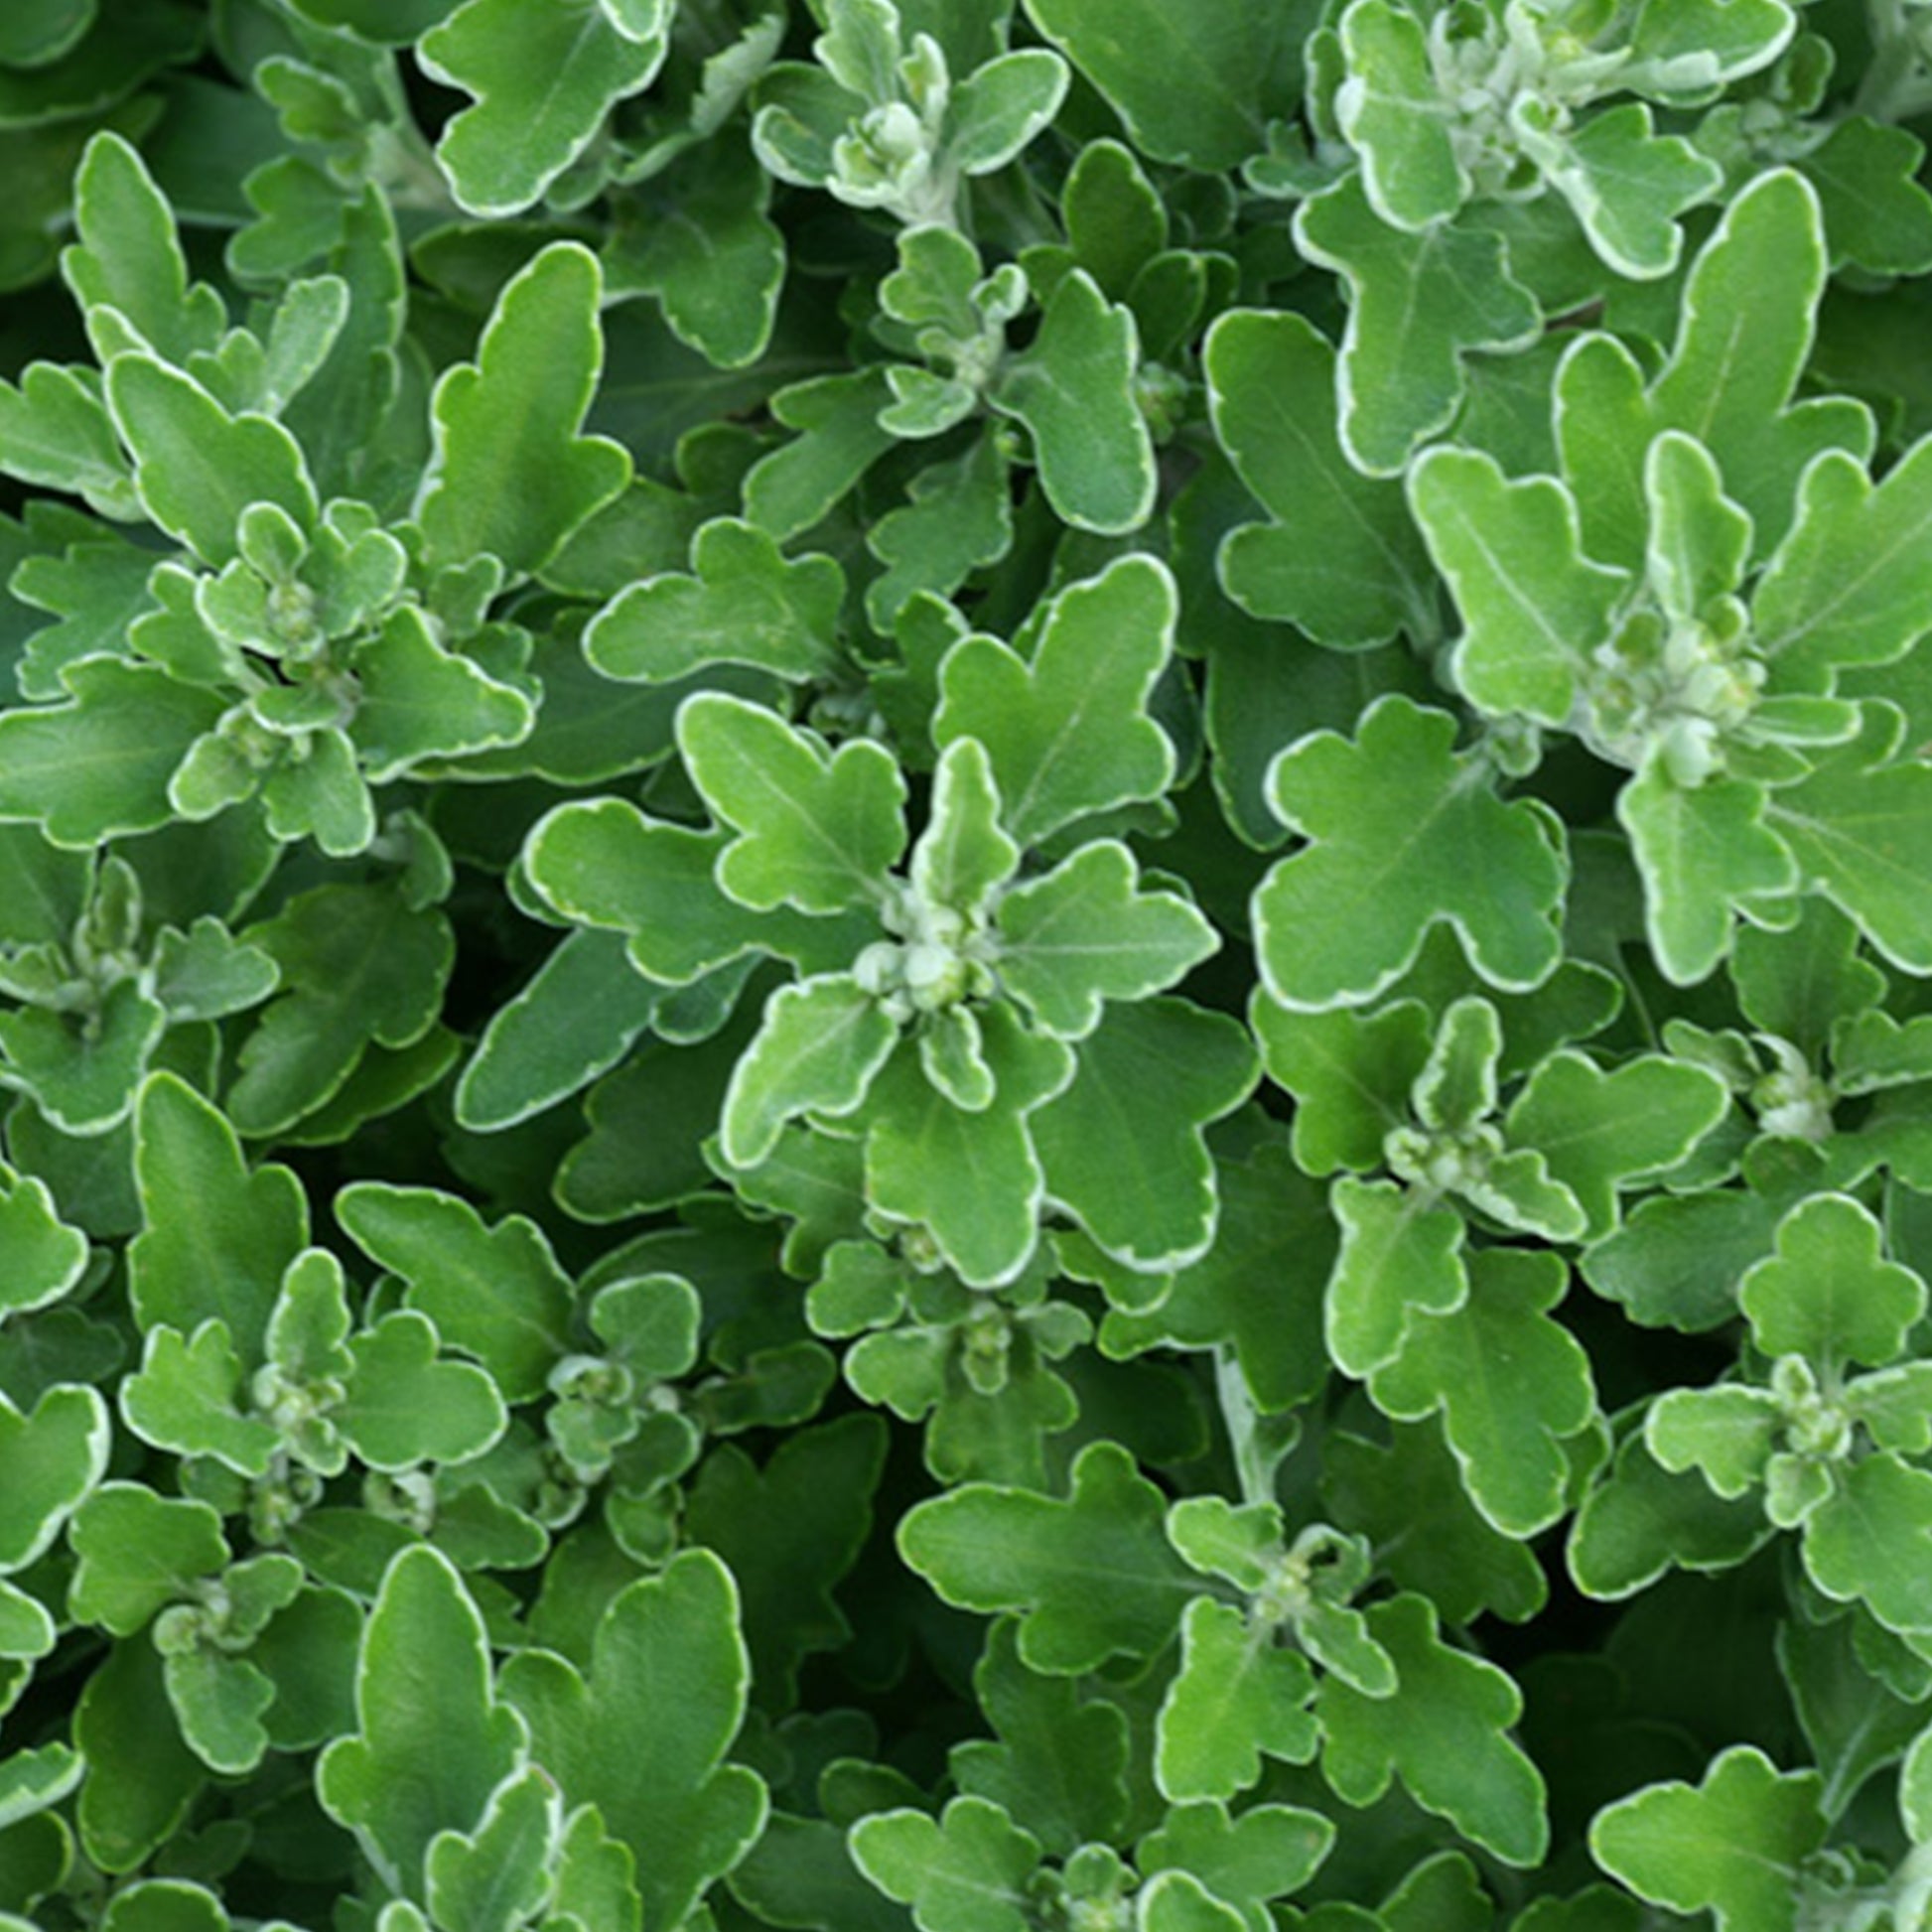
top-left (10, 0), bottom-right (1932, 1927)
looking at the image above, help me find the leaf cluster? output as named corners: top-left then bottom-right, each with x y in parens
top-left (8, 1), bottom-right (1932, 1928)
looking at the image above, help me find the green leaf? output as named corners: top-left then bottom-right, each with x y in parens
top-left (338, 1309), bottom-right (508, 1470)
top-left (1250, 994), bottom-right (1431, 1176)
top-left (1368, 1249), bottom-right (1597, 1537)
top-left (1254, 697), bottom-right (1567, 1010)
top-left (1412, 995), bottom-right (1502, 1135)
top-left (995, 844), bottom-right (1216, 1039)
top-left (1156, 1595), bottom-right (1318, 1802)
top-left (1031, 1000), bottom-right (1255, 1273)
top-left (335, 1182), bottom-right (574, 1404)
top-left (1762, 703), bottom-right (1932, 972)
top-left (679, 693), bottom-right (906, 914)
top-left (1567, 1421), bottom-right (1773, 1598)
top-left (1753, 438), bottom-right (1932, 692)
top-left (62, 132), bottom-right (224, 366)
top-left (500, 1549), bottom-right (767, 1932)
top-left (128, 1073), bottom-right (307, 1364)
top-left (1624, 0), bottom-right (1796, 92)
top-left (423, 1766), bottom-right (561, 1932)
top-left (720, 974), bottom-right (899, 1169)
top-left (524, 799), bottom-right (857, 986)
top-left (149, 919), bottom-right (279, 1027)
top-left (609, 138), bottom-right (784, 371)
top-left (743, 369), bottom-right (897, 542)
top-left (1368, 1854), bottom-right (1494, 1932)
top-left (561, 1010), bottom-right (762, 1220)
top-left (1325, 1175), bottom-right (1465, 1379)
top-left (729, 1813), bottom-right (910, 1932)
top-left (1018, 0), bottom-right (1311, 169)
top-left (255, 727), bottom-right (376, 857)
top-left (1323, 1423), bottom-right (1547, 1625)
top-left (1831, 1009), bottom-right (1932, 1097)
top-left (0, 659), bottom-right (224, 847)
top-left (1615, 763), bottom-right (1797, 986)
top-left (911, 735), bottom-right (1022, 916)
top-left (0, 1737), bottom-right (82, 1831)
top-left (0, 362), bottom-right (138, 518)
top-left (12, 527), bottom-right (153, 698)
top-left (897, 1440), bottom-right (1200, 1672)
top-left (1335, 0), bottom-right (1465, 230)
top-left (1139, 1800), bottom-right (1335, 1925)
top-left (1316, 1593), bottom-right (1548, 1866)
top-left (1644, 1383), bottom-right (1782, 1499)
top-left (586, 516), bottom-right (845, 687)
top-left (1803, 1452), bottom-right (1932, 1634)
top-left (68, 1481), bottom-right (225, 1635)
top-left (0, 987), bottom-right (160, 1136)
top-left (933, 556), bottom-right (1176, 847)
top-left (227, 884), bottom-right (453, 1138)
top-left (1503, 1048), bottom-right (1729, 1239)
top-left (1098, 1143), bottom-right (1335, 1415)
top-left (1587, 1745), bottom-right (1826, 1932)
top-left (1629, 168), bottom-right (1873, 554)
top-left (1643, 421), bottom-right (1759, 628)
top-left (455, 928), bottom-right (662, 1131)
top-left (1294, 174), bottom-right (1541, 477)
top-left (948, 50), bottom-right (1069, 177)
top-left (421, 0), bottom-right (669, 216)
top-left (683, 1413), bottom-right (886, 1708)
top-left (317, 1546), bottom-right (528, 1900)
top-left (1506, 1890), bottom-right (1644, 1932)
top-left (414, 242), bottom-right (632, 575)
top-left (119, 1321), bottom-right (277, 1475)
top-left (1738, 1192), bottom-right (1924, 1371)
top-left (1136, 1871), bottom-right (1247, 1932)
top-left (849, 1797), bottom-right (1037, 1932)
top-left (1206, 309), bottom-right (1433, 649)
top-left (0, 1168), bottom-right (86, 1316)
top-left (1776, 1611), bottom-right (1930, 1823)
top-left (1731, 897), bottom-right (1882, 1056)
top-left (277, 187), bottom-right (409, 495)
top-left (1535, 102), bottom-right (1721, 280)
top-left (348, 606), bottom-right (534, 779)
top-left (0, 1382), bottom-right (107, 1571)
top-left (866, 434), bottom-right (1014, 631)
top-left (1408, 447), bottom-right (1627, 728)
top-left (74, 1638), bottom-right (204, 1875)
top-left (950, 1618), bottom-right (1133, 1854)
top-left (104, 355), bottom-right (316, 570)
top-left (1799, 112), bottom-right (1932, 276)
top-left (163, 1572), bottom-right (297, 1774)
top-left (864, 1006), bottom-right (1073, 1287)
top-left (992, 269), bottom-right (1154, 535)
top-left (0, 0), bottom-right (93, 69)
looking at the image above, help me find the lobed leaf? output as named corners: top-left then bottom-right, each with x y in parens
top-left (932, 555), bottom-right (1177, 847)
top-left (1254, 697), bottom-right (1567, 1011)
top-left (1588, 1746), bottom-right (1825, 1932)
top-left (421, 0), bottom-right (669, 216)
top-left (500, 1549), bottom-right (767, 1932)
top-left (897, 1440), bottom-right (1201, 1672)
top-left (414, 242), bottom-right (631, 575)
top-left (1207, 309), bottom-right (1433, 649)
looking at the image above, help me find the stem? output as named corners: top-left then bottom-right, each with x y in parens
top-left (1215, 1346), bottom-right (1286, 1510)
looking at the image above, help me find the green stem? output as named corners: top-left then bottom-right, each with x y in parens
top-left (1215, 1346), bottom-right (1284, 1510)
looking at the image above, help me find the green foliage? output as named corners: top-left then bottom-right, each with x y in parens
top-left (7, 2), bottom-right (1932, 1925)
